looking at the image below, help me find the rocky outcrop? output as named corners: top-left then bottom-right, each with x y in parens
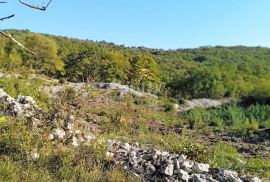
top-left (178, 98), bottom-right (236, 112)
top-left (107, 140), bottom-right (263, 182)
top-left (0, 89), bottom-right (41, 117)
top-left (97, 83), bottom-right (158, 99)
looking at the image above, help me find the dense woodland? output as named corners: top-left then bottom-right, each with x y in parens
top-left (1, 29), bottom-right (270, 100)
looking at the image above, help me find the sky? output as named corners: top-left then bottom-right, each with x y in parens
top-left (1, 0), bottom-right (270, 49)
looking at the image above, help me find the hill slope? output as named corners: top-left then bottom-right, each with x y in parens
top-left (1, 29), bottom-right (270, 99)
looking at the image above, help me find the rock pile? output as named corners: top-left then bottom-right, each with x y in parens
top-left (0, 89), bottom-right (41, 117)
top-left (107, 140), bottom-right (263, 182)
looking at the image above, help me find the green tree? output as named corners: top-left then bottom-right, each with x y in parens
top-left (100, 51), bottom-right (131, 82)
top-left (130, 55), bottom-right (160, 85)
top-left (64, 49), bottom-right (103, 82)
top-left (25, 34), bottom-right (64, 75)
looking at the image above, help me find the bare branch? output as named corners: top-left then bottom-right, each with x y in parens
top-left (0, 14), bottom-right (15, 21)
top-left (19, 0), bottom-right (52, 11)
top-left (0, 30), bottom-right (36, 55)
top-left (0, 0), bottom-right (53, 54)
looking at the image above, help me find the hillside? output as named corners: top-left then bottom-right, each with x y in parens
top-left (1, 29), bottom-right (270, 99)
top-left (0, 30), bottom-right (270, 181)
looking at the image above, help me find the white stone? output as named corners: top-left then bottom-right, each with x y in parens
top-left (193, 163), bottom-right (209, 173)
top-left (106, 152), bottom-right (114, 158)
top-left (174, 159), bottom-right (180, 169)
top-left (182, 160), bottom-right (194, 169)
top-left (84, 133), bottom-right (96, 142)
top-left (121, 143), bottom-right (131, 151)
top-left (178, 154), bottom-right (187, 163)
top-left (161, 151), bottom-right (170, 157)
top-left (251, 177), bottom-right (261, 182)
top-left (52, 128), bottom-right (66, 140)
top-left (66, 123), bottom-right (73, 130)
top-left (145, 163), bottom-right (156, 174)
top-left (177, 169), bottom-right (190, 182)
top-left (68, 115), bottom-right (75, 123)
top-left (161, 163), bottom-right (174, 176)
top-left (221, 170), bottom-right (239, 181)
top-left (71, 136), bottom-right (79, 147)
top-left (29, 152), bottom-right (40, 161)
top-left (48, 133), bottom-right (55, 140)
top-left (192, 174), bottom-right (207, 182)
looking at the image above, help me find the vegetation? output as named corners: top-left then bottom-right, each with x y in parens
top-left (1, 30), bottom-right (270, 180)
top-left (182, 104), bottom-right (270, 131)
top-left (1, 30), bottom-right (270, 99)
top-left (0, 118), bottom-right (139, 182)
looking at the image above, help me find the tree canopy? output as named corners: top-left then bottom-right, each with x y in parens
top-left (1, 30), bottom-right (270, 99)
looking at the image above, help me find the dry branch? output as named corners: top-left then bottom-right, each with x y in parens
top-left (19, 0), bottom-right (53, 11)
top-left (0, 30), bottom-right (36, 55)
top-left (1, 0), bottom-right (53, 54)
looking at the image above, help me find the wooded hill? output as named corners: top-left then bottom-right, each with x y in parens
top-left (1, 29), bottom-right (270, 99)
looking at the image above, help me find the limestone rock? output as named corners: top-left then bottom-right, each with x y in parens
top-left (193, 163), bottom-right (210, 173)
top-left (29, 152), bottom-right (40, 161)
top-left (251, 177), bottom-right (261, 182)
top-left (51, 128), bottom-right (66, 140)
top-left (161, 163), bottom-right (174, 176)
top-left (177, 169), bottom-right (190, 182)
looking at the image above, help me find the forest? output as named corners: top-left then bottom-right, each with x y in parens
top-left (1, 29), bottom-right (270, 100)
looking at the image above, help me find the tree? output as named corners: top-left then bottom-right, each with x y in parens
top-left (100, 51), bottom-right (131, 83)
top-left (0, 0), bottom-right (52, 54)
top-left (130, 55), bottom-right (160, 85)
top-left (64, 49), bottom-right (104, 82)
top-left (24, 34), bottom-right (64, 74)
top-left (65, 50), bottom-right (131, 83)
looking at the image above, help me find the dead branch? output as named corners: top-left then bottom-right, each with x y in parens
top-left (1, 0), bottom-right (53, 54)
top-left (0, 30), bottom-right (36, 55)
top-left (0, 14), bottom-right (15, 21)
top-left (19, 0), bottom-right (53, 11)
